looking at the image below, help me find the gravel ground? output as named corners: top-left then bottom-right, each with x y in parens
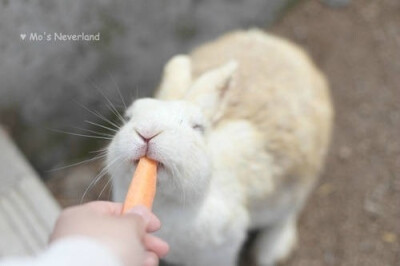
top-left (47, 0), bottom-right (400, 265)
top-left (271, 0), bottom-right (400, 265)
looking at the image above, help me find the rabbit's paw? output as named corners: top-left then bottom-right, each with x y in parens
top-left (253, 216), bottom-right (298, 266)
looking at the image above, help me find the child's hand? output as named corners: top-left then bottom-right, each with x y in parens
top-left (50, 201), bottom-right (169, 266)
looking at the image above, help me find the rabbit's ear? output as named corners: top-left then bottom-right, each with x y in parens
top-left (156, 55), bottom-right (192, 100)
top-left (185, 60), bottom-right (238, 120)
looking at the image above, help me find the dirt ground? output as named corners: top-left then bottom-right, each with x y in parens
top-left (271, 0), bottom-right (400, 265)
top-left (47, 0), bottom-right (400, 265)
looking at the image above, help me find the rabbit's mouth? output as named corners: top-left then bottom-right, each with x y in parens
top-left (131, 158), bottom-right (165, 172)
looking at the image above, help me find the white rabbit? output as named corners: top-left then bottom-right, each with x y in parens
top-left (108, 29), bottom-right (333, 266)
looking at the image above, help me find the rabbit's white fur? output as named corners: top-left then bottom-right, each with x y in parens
top-left (108, 29), bottom-right (333, 266)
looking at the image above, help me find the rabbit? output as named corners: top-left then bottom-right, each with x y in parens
top-left (107, 29), bottom-right (333, 266)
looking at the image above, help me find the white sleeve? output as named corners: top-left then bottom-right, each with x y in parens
top-left (0, 237), bottom-right (123, 266)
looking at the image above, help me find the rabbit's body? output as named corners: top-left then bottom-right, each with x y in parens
top-left (109, 29), bottom-right (333, 266)
top-left (189, 30), bottom-right (332, 227)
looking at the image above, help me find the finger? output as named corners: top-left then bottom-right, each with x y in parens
top-left (125, 205), bottom-right (152, 225)
top-left (124, 206), bottom-right (153, 235)
top-left (83, 201), bottom-right (123, 215)
top-left (144, 235), bottom-right (170, 258)
top-left (143, 251), bottom-right (159, 266)
top-left (147, 212), bottom-right (161, 232)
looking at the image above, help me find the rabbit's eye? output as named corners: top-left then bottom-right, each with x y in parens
top-left (192, 124), bottom-right (205, 134)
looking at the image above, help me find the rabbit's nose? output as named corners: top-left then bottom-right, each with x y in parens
top-left (135, 128), bottom-right (162, 143)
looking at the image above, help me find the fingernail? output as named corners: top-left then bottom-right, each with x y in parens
top-left (127, 206), bottom-right (150, 224)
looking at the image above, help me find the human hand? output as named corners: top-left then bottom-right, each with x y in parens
top-left (50, 201), bottom-right (169, 266)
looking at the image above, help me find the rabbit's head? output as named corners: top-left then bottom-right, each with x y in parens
top-left (107, 56), bottom-right (238, 202)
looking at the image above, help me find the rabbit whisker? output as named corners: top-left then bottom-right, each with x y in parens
top-left (91, 81), bottom-right (127, 125)
top-left (74, 100), bottom-right (122, 130)
top-left (47, 153), bottom-right (107, 173)
top-left (85, 120), bottom-right (119, 133)
top-left (70, 126), bottom-right (115, 138)
top-left (81, 155), bottom-right (123, 203)
top-left (108, 72), bottom-right (127, 110)
top-left (97, 176), bottom-right (113, 200)
top-left (49, 128), bottom-right (113, 140)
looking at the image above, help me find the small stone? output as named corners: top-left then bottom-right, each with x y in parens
top-left (382, 232), bottom-right (397, 244)
top-left (321, 0), bottom-right (351, 8)
top-left (317, 183), bottom-right (335, 196)
top-left (324, 251), bottom-right (336, 264)
top-left (359, 241), bottom-right (374, 252)
top-left (338, 146), bottom-right (352, 160)
top-left (363, 198), bottom-right (382, 216)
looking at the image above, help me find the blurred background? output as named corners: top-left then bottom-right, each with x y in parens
top-left (0, 0), bottom-right (399, 265)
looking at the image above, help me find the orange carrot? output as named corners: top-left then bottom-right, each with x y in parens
top-left (122, 157), bottom-right (158, 213)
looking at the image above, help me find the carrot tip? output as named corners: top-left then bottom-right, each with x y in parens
top-left (122, 157), bottom-right (158, 214)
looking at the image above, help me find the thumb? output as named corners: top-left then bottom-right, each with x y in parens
top-left (125, 205), bottom-right (152, 227)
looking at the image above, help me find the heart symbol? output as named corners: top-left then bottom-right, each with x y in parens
top-left (20, 34), bottom-right (26, 40)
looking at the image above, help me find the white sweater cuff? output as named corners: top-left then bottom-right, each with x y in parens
top-left (1, 237), bottom-right (123, 266)
top-left (44, 237), bottom-right (123, 266)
